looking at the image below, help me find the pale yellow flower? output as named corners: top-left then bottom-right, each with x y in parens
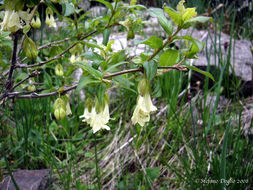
top-left (80, 103), bottom-right (110, 133)
top-left (1, 10), bottom-right (21, 32)
top-left (70, 54), bottom-right (81, 64)
top-left (80, 107), bottom-right (95, 124)
top-left (66, 102), bottom-right (72, 116)
top-left (1, 9), bottom-right (32, 33)
top-left (131, 93), bottom-right (157, 126)
top-left (131, 103), bottom-right (150, 127)
top-left (18, 9), bottom-right (32, 25)
top-left (45, 14), bottom-right (56, 28)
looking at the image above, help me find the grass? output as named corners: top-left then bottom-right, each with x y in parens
top-left (1, 1), bottom-right (253, 190)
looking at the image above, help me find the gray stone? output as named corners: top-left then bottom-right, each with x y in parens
top-left (0, 169), bottom-right (50, 190)
top-left (178, 28), bottom-right (253, 81)
top-left (78, 0), bottom-right (90, 11)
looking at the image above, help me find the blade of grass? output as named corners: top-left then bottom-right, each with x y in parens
top-left (220, 118), bottom-right (231, 190)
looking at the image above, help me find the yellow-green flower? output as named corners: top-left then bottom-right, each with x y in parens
top-left (131, 93), bottom-right (157, 126)
top-left (70, 54), bottom-right (82, 64)
top-left (1, 9), bottom-right (32, 33)
top-left (45, 14), bottom-right (56, 28)
top-left (80, 101), bottom-right (110, 133)
top-left (1, 10), bottom-right (21, 32)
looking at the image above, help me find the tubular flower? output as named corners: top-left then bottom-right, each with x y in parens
top-left (45, 7), bottom-right (56, 28)
top-left (80, 99), bottom-right (110, 133)
top-left (45, 14), bottom-right (56, 28)
top-left (70, 54), bottom-right (82, 64)
top-left (131, 79), bottom-right (157, 126)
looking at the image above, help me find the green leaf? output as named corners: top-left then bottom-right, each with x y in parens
top-left (186, 66), bottom-right (215, 81)
top-left (107, 50), bottom-right (126, 65)
top-left (0, 31), bottom-right (11, 40)
top-left (76, 76), bottom-right (100, 91)
top-left (173, 35), bottom-right (204, 58)
top-left (75, 61), bottom-right (103, 80)
top-left (102, 28), bottom-right (111, 46)
top-left (104, 61), bottom-right (128, 74)
top-left (139, 36), bottom-right (163, 50)
top-left (62, 2), bottom-right (75, 16)
top-left (220, 119), bottom-right (231, 190)
top-left (183, 16), bottom-right (212, 28)
top-left (182, 8), bottom-right (197, 21)
top-left (93, 0), bottom-right (113, 12)
top-left (143, 60), bottom-right (157, 80)
top-left (186, 16), bottom-right (212, 24)
top-left (82, 51), bottom-right (104, 62)
top-left (159, 49), bottom-right (179, 66)
top-left (164, 7), bottom-right (182, 26)
top-left (149, 8), bottom-right (173, 35)
top-left (113, 75), bottom-right (135, 93)
top-left (43, 72), bottom-right (52, 88)
top-left (23, 25), bottom-right (31, 34)
top-left (77, 11), bottom-right (92, 22)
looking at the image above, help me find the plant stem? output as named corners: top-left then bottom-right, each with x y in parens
top-left (94, 134), bottom-right (101, 190)
top-left (147, 27), bottom-right (181, 62)
top-left (6, 33), bottom-right (19, 90)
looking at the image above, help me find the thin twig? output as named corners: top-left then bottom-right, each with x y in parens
top-left (11, 71), bottom-right (40, 90)
top-left (5, 34), bottom-right (19, 90)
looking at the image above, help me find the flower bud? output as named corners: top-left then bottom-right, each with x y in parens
top-left (54, 107), bottom-right (66, 120)
top-left (127, 28), bottom-right (135, 40)
top-left (53, 97), bottom-right (66, 110)
top-left (27, 85), bottom-right (36, 91)
top-left (23, 36), bottom-right (38, 60)
top-left (55, 64), bottom-right (64, 77)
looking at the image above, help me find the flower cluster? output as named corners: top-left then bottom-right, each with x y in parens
top-left (1, 9), bottom-right (32, 33)
top-left (80, 96), bottom-right (110, 134)
top-left (79, 78), bottom-right (157, 133)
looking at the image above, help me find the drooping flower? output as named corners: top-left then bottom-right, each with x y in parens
top-left (90, 103), bottom-right (110, 133)
top-left (45, 14), bottom-right (56, 28)
top-left (70, 54), bottom-right (82, 64)
top-left (80, 96), bottom-right (110, 133)
top-left (1, 9), bottom-right (32, 33)
top-left (131, 79), bottom-right (157, 126)
top-left (45, 7), bottom-right (56, 28)
top-left (1, 10), bottom-right (21, 32)
top-left (31, 13), bottom-right (41, 29)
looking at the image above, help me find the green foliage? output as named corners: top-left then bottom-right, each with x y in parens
top-left (159, 49), bottom-right (179, 66)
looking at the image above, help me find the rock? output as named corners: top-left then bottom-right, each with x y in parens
top-left (0, 169), bottom-right (50, 190)
top-left (78, 0), bottom-right (90, 11)
top-left (88, 6), bottom-right (107, 17)
top-left (178, 28), bottom-right (253, 81)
